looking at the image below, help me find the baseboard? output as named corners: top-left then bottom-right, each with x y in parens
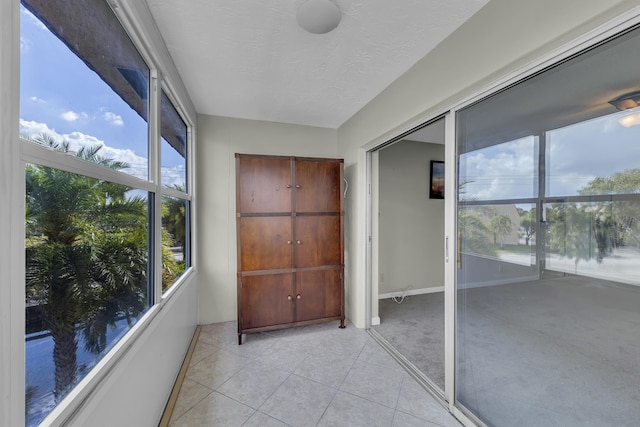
top-left (378, 286), bottom-right (444, 300)
top-left (371, 316), bottom-right (380, 326)
top-left (158, 325), bottom-right (201, 427)
top-left (460, 275), bottom-right (539, 289)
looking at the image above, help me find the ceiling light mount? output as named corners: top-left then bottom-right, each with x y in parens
top-left (609, 90), bottom-right (640, 111)
top-left (609, 91), bottom-right (640, 128)
top-left (297, 0), bottom-right (341, 35)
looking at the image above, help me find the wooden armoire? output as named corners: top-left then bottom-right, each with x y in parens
top-left (235, 154), bottom-right (345, 344)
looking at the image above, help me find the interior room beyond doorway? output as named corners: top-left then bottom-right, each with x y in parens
top-left (371, 118), bottom-right (446, 391)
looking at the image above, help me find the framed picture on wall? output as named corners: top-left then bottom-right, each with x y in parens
top-left (430, 160), bottom-right (445, 199)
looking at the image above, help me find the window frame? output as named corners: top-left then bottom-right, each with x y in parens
top-left (15, 0), bottom-right (197, 424)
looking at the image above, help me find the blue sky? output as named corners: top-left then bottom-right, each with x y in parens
top-left (460, 112), bottom-right (640, 202)
top-left (20, 5), bottom-right (185, 188)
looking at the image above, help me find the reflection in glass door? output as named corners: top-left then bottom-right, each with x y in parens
top-left (455, 24), bottom-right (640, 427)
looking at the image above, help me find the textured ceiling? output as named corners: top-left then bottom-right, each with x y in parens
top-left (145, 0), bottom-right (489, 128)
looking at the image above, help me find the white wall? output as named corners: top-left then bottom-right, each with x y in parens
top-left (337, 0), bottom-right (640, 328)
top-left (66, 277), bottom-right (198, 427)
top-left (197, 115), bottom-right (338, 324)
top-left (378, 141), bottom-right (444, 295)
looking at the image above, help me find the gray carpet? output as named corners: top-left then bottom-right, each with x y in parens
top-left (373, 275), bottom-right (640, 426)
top-left (374, 292), bottom-right (445, 389)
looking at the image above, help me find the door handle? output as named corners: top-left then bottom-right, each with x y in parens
top-left (457, 231), bottom-right (462, 269)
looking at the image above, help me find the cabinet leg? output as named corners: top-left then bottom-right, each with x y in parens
top-left (339, 319), bottom-right (345, 329)
top-left (238, 333), bottom-right (243, 345)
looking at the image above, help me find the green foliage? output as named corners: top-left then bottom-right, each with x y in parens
top-left (579, 168), bottom-right (640, 195)
top-left (161, 187), bottom-right (187, 290)
top-left (25, 134), bottom-right (152, 401)
top-left (490, 214), bottom-right (512, 248)
top-left (544, 169), bottom-right (640, 271)
top-left (458, 208), bottom-right (497, 257)
top-left (519, 208), bottom-right (536, 246)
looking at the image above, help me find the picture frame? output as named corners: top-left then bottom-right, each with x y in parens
top-left (430, 160), bottom-right (445, 199)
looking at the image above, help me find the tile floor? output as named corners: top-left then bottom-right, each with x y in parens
top-left (168, 320), bottom-right (462, 427)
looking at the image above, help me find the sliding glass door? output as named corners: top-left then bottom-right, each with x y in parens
top-left (455, 23), bottom-right (640, 427)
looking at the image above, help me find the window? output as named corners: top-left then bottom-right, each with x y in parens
top-left (20, 1), bottom-right (149, 180)
top-left (161, 90), bottom-right (187, 190)
top-left (161, 195), bottom-right (189, 291)
top-left (25, 161), bottom-right (151, 425)
top-left (160, 90), bottom-right (190, 292)
top-left (20, 0), bottom-right (192, 424)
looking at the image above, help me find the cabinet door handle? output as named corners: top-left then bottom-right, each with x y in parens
top-left (296, 294), bottom-right (301, 300)
top-left (286, 184), bottom-right (291, 188)
top-left (287, 295), bottom-right (292, 301)
top-left (296, 240), bottom-right (301, 245)
top-left (295, 184), bottom-right (301, 189)
top-left (287, 240), bottom-right (292, 245)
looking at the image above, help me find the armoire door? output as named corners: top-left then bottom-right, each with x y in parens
top-left (294, 216), bottom-right (341, 267)
top-left (295, 160), bottom-right (341, 213)
top-left (239, 216), bottom-right (292, 271)
top-left (237, 156), bottom-right (292, 214)
top-left (295, 269), bottom-right (342, 322)
top-left (241, 274), bottom-right (294, 329)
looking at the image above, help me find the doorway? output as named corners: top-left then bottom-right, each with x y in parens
top-left (369, 117), bottom-right (446, 393)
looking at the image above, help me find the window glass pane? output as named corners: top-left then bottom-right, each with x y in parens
top-left (547, 113), bottom-right (640, 196)
top-left (161, 91), bottom-right (187, 190)
top-left (459, 203), bottom-right (537, 265)
top-left (459, 136), bottom-right (537, 201)
top-left (161, 196), bottom-right (189, 292)
top-left (25, 157), bottom-right (150, 426)
top-left (20, 1), bottom-right (149, 180)
top-left (545, 199), bottom-right (640, 283)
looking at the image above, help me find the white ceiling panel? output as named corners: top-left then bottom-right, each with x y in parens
top-left (146, 0), bottom-right (489, 128)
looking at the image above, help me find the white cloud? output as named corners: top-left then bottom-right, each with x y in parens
top-left (29, 96), bottom-right (45, 103)
top-left (161, 165), bottom-right (186, 189)
top-left (20, 37), bottom-right (31, 51)
top-left (20, 119), bottom-right (148, 181)
top-left (20, 119), bottom-right (53, 139)
top-left (61, 111), bottom-right (81, 122)
top-left (21, 7), bottom-right (48, 31)
top-left (460, 137), bottom-right (536, 201)
top-left (103, 112), bottom-right (124, 126)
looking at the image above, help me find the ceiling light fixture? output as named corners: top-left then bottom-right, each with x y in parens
top-left (617, 108), bottom-right (640, 128)
top-left (297, 0), bottom-right (341, 35)
top-left (609, 90), bottom-right (640, 128)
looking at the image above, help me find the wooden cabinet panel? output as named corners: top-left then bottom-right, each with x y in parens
top-left (296, 269), bottom-right (342, 322)
top-left (239, 216), bottom-right (292, 271)
top-left (238, 156), bottom-right (292, 213)
top-left (294, 216), bottom-right (341, 267)
top-left (241, 274), bottom-right (294, 329)
top-left (295, 160), bottom-right (341, 213)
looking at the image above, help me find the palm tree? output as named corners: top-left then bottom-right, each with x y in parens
top-left (518, 208), bottom-right (536, 246)
top-left (458, 208), bottom-right (497, 257)
top-left (161, 189), bottom-right (187, 290)
top-left (490, 214), bottom-right (513, 248)
top-left (25, 135), bottom-right (149, 401)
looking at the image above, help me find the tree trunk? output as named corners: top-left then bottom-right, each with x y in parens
top-left (49, 319), bottom-right (78, 401)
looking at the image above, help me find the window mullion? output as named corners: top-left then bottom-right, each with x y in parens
top-left (21, 139), bottom-right (156, 192)
top-left (149, 70), bottom-right (163, 304)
